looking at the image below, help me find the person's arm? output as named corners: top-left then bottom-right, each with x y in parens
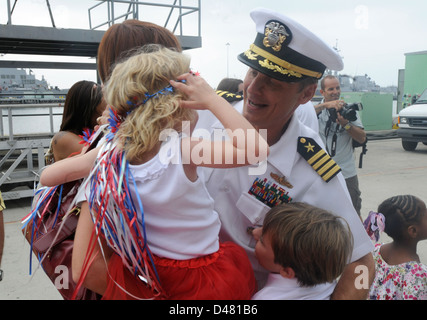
top-left (331, 252), bottom-right (375, 300)
top-left (314, 100), bottom-right (345, 115)
top-left (314, 102), bottom-right (326, 115)
top-left (171, 74), bottom-right (269, 169)
top-left (40, 146), bottom-right (100, 186)
top-left (72, 201), bottom-right (111, 295)
top-left (336, 113), bottom-right (367, 144)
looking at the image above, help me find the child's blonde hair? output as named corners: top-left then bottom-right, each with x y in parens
top-left (104, 44), bottom-right (195, 161)
top-left (263, 202), bottom-right (354, 287)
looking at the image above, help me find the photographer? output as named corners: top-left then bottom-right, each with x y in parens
top-left (315, 75), bottom-right (366, 217)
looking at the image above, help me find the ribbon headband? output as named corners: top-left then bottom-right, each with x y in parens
top-left (105, 79), bottom-right (188, 142)
top-left (126, 82), bottom-right (182, 111)
top-left (125, 73), bottom-right (200, 111)
top-left (125, 71), bottom-right (200, 112)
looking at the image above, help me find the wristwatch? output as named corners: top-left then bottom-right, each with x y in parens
top-left (0, 269), bottom-right (3, 281)
top-left (344, 122), bottom-right (352, 130)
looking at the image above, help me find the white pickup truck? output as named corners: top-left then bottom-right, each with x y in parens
top-left (397, 88), bottom-right (427, 151)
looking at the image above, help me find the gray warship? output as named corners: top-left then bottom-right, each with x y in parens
top-left (0, 68), bottom-right (67, 104)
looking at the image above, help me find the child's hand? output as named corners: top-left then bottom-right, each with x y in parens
top-left (170, 73), bottom-right (220, 110)
top-left (94, 106), bottom-right (112, 131)
top-left (248, 227), bottom-right (262, 242)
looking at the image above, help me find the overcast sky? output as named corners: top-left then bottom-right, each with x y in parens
top-left (1, 0), bottom-right (427, 89)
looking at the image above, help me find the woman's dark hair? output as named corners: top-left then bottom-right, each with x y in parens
top-left (378, 195), bottom-right (423, 241)
top-left (59, 80), bottom-right (103, 134)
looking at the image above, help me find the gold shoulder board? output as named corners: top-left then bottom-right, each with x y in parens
top-left (297, 136), bottom-right (341, 183)
top-left (216, 90), bottom-right (243, 103)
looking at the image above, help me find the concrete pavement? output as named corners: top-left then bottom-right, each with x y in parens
top-left (1, 197), bottom-right (62, 300)
top-left (0, 137), bottom-right (426, 300)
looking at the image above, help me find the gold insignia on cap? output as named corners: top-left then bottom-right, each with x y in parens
top-left (263, 21), bottom-right (290, 52)
top-left (247, 44), bottom-right (321, 79)
top-left (259, 59), bottom-right (303, 78)
top-left (297, 136), bottom-right (341, 183)
top-left (244, 49), bottom-right (258, 61)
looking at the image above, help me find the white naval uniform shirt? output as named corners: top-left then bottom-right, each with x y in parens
top-left (295, 100), bottom-right (319, 133)
top-left (252, 273), bottom-right (335, 300)
top-left (199, 101), bottom-right (374, 287)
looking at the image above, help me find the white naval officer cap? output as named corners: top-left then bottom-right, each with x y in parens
top-left (238, 7), bottom-right (344, 82)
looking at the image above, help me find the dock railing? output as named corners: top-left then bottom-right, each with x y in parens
top-left (0, 103), bottom-right (63, 200)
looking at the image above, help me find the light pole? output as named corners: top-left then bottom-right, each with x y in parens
top-left (226, 43), bottom-right (230, 78)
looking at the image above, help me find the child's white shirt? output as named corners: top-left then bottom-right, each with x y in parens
top-left (252, 273), bottom-right (336, 300)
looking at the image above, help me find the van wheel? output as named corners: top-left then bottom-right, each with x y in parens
top-left (402, 140), bottom-right (418, 151)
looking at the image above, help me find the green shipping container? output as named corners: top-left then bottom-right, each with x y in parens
top-left (340, 92), bottom-right (393, 131)
top-left (403, 51), bottom-right (427, 107)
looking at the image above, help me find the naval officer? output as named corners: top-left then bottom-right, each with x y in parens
top-left (200, 8), bottom-right (375, 299)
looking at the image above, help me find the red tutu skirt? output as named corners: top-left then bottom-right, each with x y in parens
top-left (102, 242), bottom-right (256, 300)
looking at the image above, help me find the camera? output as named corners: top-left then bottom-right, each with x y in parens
top-left (328, 102), bottom-right (363, 123)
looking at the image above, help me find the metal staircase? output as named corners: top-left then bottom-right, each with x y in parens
top-left (0, 1), bottom-right (202, 200)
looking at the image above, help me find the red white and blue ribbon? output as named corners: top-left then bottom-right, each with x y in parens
top-left (83, 140), bottom-right (163, 297)
top-left (79, 128), bottom-right (95, 148)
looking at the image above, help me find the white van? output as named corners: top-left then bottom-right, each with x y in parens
top-left (397, 88), bottom-right (427, 151)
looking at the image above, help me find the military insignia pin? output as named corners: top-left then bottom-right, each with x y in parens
top-left (263, 21), bottom-right (291, 52)
top-left (270, 172), bottom-right (293, 189)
